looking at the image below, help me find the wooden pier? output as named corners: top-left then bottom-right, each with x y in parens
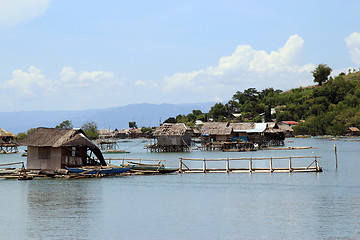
top-left (179, 156), bottom-right (322, 173)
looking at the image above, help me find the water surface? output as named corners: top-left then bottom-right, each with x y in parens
top-left (1, 138), bottom-right (359, 239)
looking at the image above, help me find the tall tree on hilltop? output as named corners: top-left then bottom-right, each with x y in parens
top-left (312, 64), bottom-right (332, 86)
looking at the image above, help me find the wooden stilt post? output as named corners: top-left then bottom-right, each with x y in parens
top-left (315, 156), bottom-right (319, 171)
top-left (249, 158), bottom-right (253, 173)
top-left (334, 144), bottom-right (338, 170)
top-left (226, 158), bottom-right (230, 173)
top-left (270, 157), bottom-right (273, 172)
top-left (203, 158), bottom-right (206, 173)
top-left (179, 158), bottom-right (183, 173)
top-left (289, 157), bottom-right (293, 172)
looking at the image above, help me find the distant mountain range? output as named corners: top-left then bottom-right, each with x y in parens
top-left (0, 102), bottom-right (215, 134)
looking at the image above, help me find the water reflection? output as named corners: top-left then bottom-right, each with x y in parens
top-left (26, 179), bottom-right (103, 240)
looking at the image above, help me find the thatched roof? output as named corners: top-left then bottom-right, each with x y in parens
top-left (20, 128), bottom-right (88, 147)
top-left (230, 123), bottom-right (255, 132)
top-left (19, 127), bottom-right (105, 165)
top-left (201, 122), bottom-right (232, 136)
top-left (348, 127), bottom-right (360, 132)
top-left (0, 128), bottom-right (15, 137)
top-left (154, 123), bottom-right (192, 136)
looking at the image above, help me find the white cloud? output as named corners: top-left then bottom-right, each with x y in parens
top-left (60, 66), bottom-right (118, 87)
top-left (1, 66), bottom-right (122, 110)
top-left (3, 65), bottom-right (55, 96)
top-left (345, 32), bottom-right (360, 66)
top-left (0, 0), bottom-right (51, 28)
top-left (135, 79), bottom-right (159, 88)
top-left (162, 34), bottom-right (315, 98)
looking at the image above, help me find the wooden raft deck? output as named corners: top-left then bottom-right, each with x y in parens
top-left (179, 156), bottom-right (322, 173)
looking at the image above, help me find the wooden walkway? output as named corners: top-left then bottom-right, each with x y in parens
top-left (179, 156), bottom-right (322, 173)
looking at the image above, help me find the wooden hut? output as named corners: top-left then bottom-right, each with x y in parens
top-left (19, 127), bottom-right (106, 171)
top-left (201, 122), bottom-right (232, 142)
top-left (151, 123), bottom-right (192, 152)
top-left (263, 122), bottom-right (285, 146)
top-left (347, 127), bottom-right (359, 136)
top-left (0, 128), bottom-right (18, 153)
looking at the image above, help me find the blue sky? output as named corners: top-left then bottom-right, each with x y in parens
top-left (1, 0), bottom-right (360, 112)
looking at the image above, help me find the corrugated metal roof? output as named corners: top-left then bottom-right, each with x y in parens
top-left (246, 123), bottom-right (267, 133)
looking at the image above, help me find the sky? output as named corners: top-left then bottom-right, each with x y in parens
top-left (0, 0), bottom-right (360, 112)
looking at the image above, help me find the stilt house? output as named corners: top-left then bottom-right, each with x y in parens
top-left (151, 123), bottom-right (192, 152)
top-left (0, 128), bottom-right (18, 153)
top-left (20, 127), bottom-right (106, 171)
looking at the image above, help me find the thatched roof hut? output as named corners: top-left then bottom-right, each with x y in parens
top-left (20, 127), bottom-right (106, 171)
top-left (152, 123), bottom-right (193, 151)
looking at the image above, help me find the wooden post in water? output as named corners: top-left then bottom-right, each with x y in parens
top-left (226, 158), bottom-right (230, 173)
top-left (269, 157), bottom-right (273, 172)
top-left (289, 157), bottom-right (292, 172)
top-left (249, 158), bottom-right (253, 173)
top-left (315, 156), bottom-right (319, 171)
top-left (334, 144), bottom-right (338, 170)
top-left (179, 158), bottom-right (183, 173)
top-left (203, 158), bottom-right (206, 173)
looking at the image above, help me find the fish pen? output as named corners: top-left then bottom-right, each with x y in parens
top-left (179, 156), bottom-right (322, 173)
top-left (0, 143), bottom-right (19, 154)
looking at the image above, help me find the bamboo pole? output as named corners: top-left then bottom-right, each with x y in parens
top-left (179, 158), bottom-right (183, 173)
top-left (289, 157), bottom-right (292, 172)
top-left (334, 144), bottom-right (338, 170)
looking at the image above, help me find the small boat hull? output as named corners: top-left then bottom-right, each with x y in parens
top-left (65, 166), bottom-right (133, 175)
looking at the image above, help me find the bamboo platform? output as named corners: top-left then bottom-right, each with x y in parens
top-left (179, 156), bottom-right (322, 173)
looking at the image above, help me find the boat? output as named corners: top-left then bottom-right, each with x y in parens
top-left (103, 149), bottom-right (130, 154)
top-left (123, 161), bottom-right (179, 174)
top-left (65, 165), bottom-right (133, 175)
top-left (0, 168), bottom-right (16, 175)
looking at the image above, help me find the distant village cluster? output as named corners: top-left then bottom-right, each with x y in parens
top-left (96, 120), bottom-right (300, 153)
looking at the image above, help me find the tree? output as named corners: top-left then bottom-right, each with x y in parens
top-left (209, 103), bottom-right (228, 121)
top-left (81, 121), bottom-right (99, 139)
top-left (312, 64), bottom-right (332, 86)
top-left (164, 117), bottom-right (176, 123)
top-left (129, 121), bottom-right (137, 129)
top-left (55, 120), bottom-right (73, 129)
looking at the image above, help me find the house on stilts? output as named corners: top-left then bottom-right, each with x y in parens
top-left (19, 127), bottom-right (106, 172)
top-left (200, 122), bottom-right (285, 151)
top-left (0, 128), bottom-right (18, 153)
top-left (148, 123), bottom-right (193, 152)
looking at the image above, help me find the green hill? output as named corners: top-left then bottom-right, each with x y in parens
top-left (166, 69), bottom-right (360, 136)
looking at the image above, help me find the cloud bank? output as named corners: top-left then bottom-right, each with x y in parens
top-left (0, 0), bottom-right (51, 28)
top-left (162, 34), bottom-right (315, 101)
top-left (345, 32), bottom-right (360, 66)
top-left (1, 66), bottom-right (122, 110)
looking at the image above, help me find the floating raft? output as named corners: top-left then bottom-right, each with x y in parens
top-left (179, 156), bottom-right (322, 173)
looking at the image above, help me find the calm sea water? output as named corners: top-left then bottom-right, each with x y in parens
top-left (1, 138), bottom-right (360, 240)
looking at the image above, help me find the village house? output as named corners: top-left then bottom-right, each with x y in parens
top-left (129, 128), bottom-right (143, 138)
top-left (199, 122), bottom-right (285, 150)
top-left (346, 127), bottom-right (359, 136)
top-left (20, 127), bottom-right (106, 171)
top-left (150, 123), bottom-right (193, 152)
top-left (0, 128), bottom-right (18, 153)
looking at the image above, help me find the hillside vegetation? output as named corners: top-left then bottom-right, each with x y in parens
top-left (166, 69), bottom-right (360, 136)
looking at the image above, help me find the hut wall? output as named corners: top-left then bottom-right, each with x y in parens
top-left (27, 147), bottom-right (62, 170)
top-left (61, 147), bottom-right (85, 168)
top-left (211, 135), bottom-right (228, 142)
top-left (157, 135), bottom-right (184, 146)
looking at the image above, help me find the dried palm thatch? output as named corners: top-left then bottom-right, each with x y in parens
top-left (0, 128), bottom-right (15, 137)
top-left (154, 123), bottom-right (192, 136)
